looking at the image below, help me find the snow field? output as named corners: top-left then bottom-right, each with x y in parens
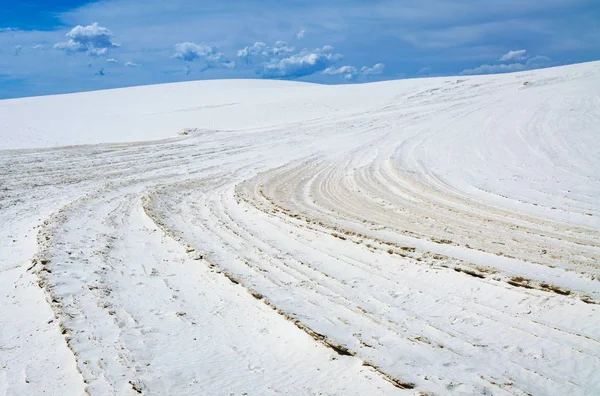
top-left (1, 61), bottom-right (599, 395)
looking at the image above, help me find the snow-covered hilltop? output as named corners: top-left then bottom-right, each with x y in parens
top-left (1, 62), bottom-right (599, 396)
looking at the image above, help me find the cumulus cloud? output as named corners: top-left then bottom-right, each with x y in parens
top-left (237, 42), bottom-right (266, 60)
top-left (236, 37), bottom-right (383, 81)
top-left (296, 29), bottom-right (306, 39)
top-left (172, 42), bottom-right (232, 71)
top-left (500, 49), bottom-right (527, 62)
top-left (106, 58), bottom-right (118, 63)
top-left (259, 45), bottom-right (342, 78)
top-left (32, 44), bottom-right (44, 50)
top-left (323, 65), bottom-right (358, 80)
top-left (173, 42), bottom-right (223, 62)
top-left (323, 63), bottom-right (385, 80)
top-left (460, 55), bottom-right (552, 75)
top-left (125, 62), bottom-right (140, 67)
top-left (237, 41), bottom-right (295, 64)
top-left (361, 63), bottom-right (385, 76)
top-left (54, 23), bottom-right (119, 56)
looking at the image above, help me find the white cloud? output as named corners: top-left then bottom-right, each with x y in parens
top-left (173, 42), bottom-right (225, 63)
top-left (237, 41), bottom-right (295, 63)
top-left (361, 63), bottom-right (385, 76)
top-left (272, 41), bottom-right (295, 56)
top-left (500, 49), bottom-right (527, 61)
top-left (125, 62), bottom-right (140, 67)
top-left (260, 45), bottom-right (342, 78)
top-left (237, 42), bottom-right (265, 60)
top-left (172, 42), bottom-right (234, 71)
top-left (237, 39), bottom-right (382, 81)
top-left (106, 58), bottom-right (118, 63)
top-left (460, 55), bottom-right (552, 75)
top-left (0, 27), bottom-right (16, 32)
top-left (323, 65), bottom-right (358, 80)
top-left (32, 44), bottom-right (44, 50)
top-left (54, 23), bottom-right (119, 57)
top-left (296, 29), bottom-right (306, 39)
top-left (323, 63), bottom-right (385, 80)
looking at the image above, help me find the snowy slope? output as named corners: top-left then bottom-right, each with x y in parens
top-left (1, 62), bottom-right (599, 396)
top-left (0, 79), bottom-right (399, 150)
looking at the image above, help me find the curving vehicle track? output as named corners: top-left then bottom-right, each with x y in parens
top-left (1, 62), bottom-right (599, 395)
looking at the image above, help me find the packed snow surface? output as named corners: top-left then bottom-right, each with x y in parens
top-left (1, 62), bottom-right (599, 396)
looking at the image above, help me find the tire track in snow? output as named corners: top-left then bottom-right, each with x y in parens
top-left (142, 74), bottom-right (600, 395)
top-left (2, 63), bottom-right (600, 396)
top-left (13, 129), bottom-right (404, 395)
top-left (147, 172), bottom-right (599, 396)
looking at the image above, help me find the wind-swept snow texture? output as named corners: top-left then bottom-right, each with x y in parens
top-left (1, 62), bottom-right (599, 396)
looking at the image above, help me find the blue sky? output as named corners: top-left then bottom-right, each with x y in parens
top-left (1, 0), bottom-right (599, 98)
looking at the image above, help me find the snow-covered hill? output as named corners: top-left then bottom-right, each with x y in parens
top-left (1, 62), bottom-right (599, 395)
